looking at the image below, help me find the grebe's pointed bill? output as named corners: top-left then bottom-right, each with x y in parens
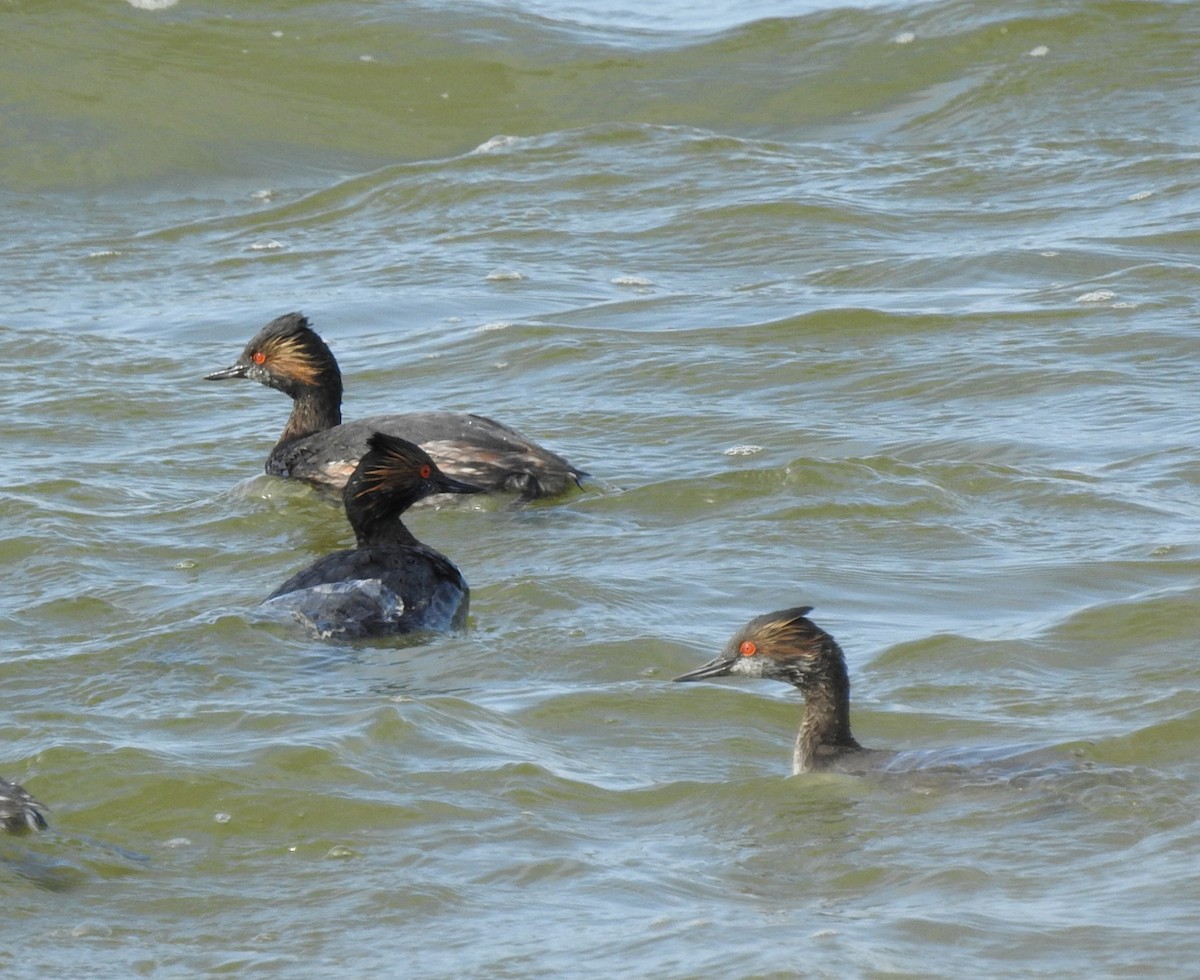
top-left (204, 362), bottom-right (249, 381)
top-left (436, 472), bottom-right (487, 496)
top-left (673, 654), bottom-right (737, 682)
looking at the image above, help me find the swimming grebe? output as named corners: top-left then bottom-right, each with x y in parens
top-left (266, 432), bottom-right (483, 637)
top-left (205, 313), bottom-right (585, 500)
top-left (674, 606), bottom-right (867, 775)
top-left (0, 777), bottom-right (47, 833)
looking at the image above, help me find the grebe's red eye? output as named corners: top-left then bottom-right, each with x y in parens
top-left (419, 464), bottom-right (432, 479)
top-left (739, 641), bottom-right (757, 657)
top-left (252, 351), bottom-right (266, 365)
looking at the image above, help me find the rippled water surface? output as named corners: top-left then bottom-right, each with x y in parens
top-left (4, 0), bottom-right (1200, 975)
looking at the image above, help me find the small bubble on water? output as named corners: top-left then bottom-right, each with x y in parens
top-left (214, 812), bottom-right (232, 824)
top-left (163, 837), bottom-right (192, 848)
top-left (486, 269), bottom-right (526, 282)
top-left (893, 31), bottom-right (916, 45)
top-left (724, 445), bottom-right (765, 456)
top-left (1076, 289), bottom-right (1116, 303)
top-left (1028, 45), bottom-right (1049, 57)
top-left (325, 845), bottom-right (358, 859)
top-left (249, 239), bottom-right (284, 251)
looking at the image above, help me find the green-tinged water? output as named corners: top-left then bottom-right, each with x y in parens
top-left (3, 0), bottom-right (1200, 975)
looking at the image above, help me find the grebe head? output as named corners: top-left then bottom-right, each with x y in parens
top-left (674, 606), bottom-right (861, 774)
top-left (346, 431), bottom-right (484, 530)
top-left (204, 312), bottom-right (342, 401)
top-left (674, 606), bottom-right (839, 688)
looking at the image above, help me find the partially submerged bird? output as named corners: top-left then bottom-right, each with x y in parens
top-left (675, 606), bottom-right (868, 775)
top-left (0, 777), bottom-right (48, 833)
top-left (265, 432), bottom-right (483, 638)
top-left (205, 312), bottom-right (585, 500)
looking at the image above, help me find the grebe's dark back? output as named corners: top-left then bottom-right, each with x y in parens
top-left (0, 777), bottom-right (47, 833)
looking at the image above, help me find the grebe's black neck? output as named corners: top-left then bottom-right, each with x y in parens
top-left (279, 383), bottom-right (342, 445)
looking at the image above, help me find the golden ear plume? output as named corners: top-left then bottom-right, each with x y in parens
top-left (261, 333), bottom-right (323, 386)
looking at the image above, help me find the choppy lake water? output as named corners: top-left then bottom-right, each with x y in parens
top-left (3, 0), bottom-right (1200, 975)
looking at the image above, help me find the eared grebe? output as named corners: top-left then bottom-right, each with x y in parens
top-left (265, 432), bottom-right (483, 637)
top-left (205, 313), bottom-right (585, 500)
top-left (675, 606), bottom-right (869, 775)
top-left (0, 777), bottom-right (47, 833)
